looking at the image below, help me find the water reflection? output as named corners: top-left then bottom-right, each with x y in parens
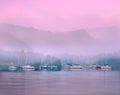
top-left (0, 71), bottom-right (120, 95)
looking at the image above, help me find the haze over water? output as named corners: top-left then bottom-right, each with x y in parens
top-left (0, 0), bottom-right (120, 55)
top-left (0, 0), bottom-right (120, 95)
top-left (0, 71), bottom-right (120, 95)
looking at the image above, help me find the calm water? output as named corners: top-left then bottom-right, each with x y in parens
top-left (0, 70), bottom-right (120, 95)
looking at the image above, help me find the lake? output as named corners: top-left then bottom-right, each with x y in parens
top-left (0, 70), bottom-right (120, 95)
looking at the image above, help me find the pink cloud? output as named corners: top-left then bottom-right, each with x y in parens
top-left (0, 0), bottom-right (120, 31)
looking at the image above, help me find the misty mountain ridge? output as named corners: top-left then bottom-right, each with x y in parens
top-left (0, 23), bottom-right (120, 55)
top-left (89, 26), bottom-right (120, 41)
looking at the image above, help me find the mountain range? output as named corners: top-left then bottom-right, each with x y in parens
top-left (0, 23), bottom-right (120, 56)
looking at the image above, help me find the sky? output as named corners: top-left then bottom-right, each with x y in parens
top-left (0, 0), bottom-right (120, 31)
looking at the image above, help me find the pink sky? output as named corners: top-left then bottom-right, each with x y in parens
top-left (0, 0), bottom-right (120, 31)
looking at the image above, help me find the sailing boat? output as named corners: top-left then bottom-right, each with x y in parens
top-left (21, 65), bottom-right (35, 71)
top-left (8, 52), bottom-right (17, 71)
top-left (96, 59), bottom-right (112, 70)
top-left (8, 62), bottom-right (17, 71)
top-left (20, 51), bottom-right (35, 71)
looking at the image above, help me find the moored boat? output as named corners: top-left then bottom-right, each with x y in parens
top-left (8, 62), bottom-right (17, 71)
top-left (64, 64), bottom-right (83, 70)
top-left (70, 65), bottom-right (83, 69)
top-left (96, 65), bottom-right (112, 70)
top-left (8, 65), bottom-right (17, 71)
top-left (20, 65), bottom-right (35, 71)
